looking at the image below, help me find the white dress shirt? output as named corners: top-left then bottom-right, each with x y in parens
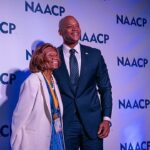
top-left (63, 43), bottom-right (81, 76)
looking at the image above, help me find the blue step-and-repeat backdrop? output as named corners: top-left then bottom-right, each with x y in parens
top-left (0, 0), bottom-right (150, 150)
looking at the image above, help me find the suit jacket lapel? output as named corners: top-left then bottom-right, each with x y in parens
top-left (55, 46), bottom-right (74, 97)
top-left (77, 45), bottom-right (89, 96)
top-left (37, 73), bottom-right (63, 119)
top-left (59, 46), bottom-right (70, 81)
top-left (36, 72), bottom-right (51, 122)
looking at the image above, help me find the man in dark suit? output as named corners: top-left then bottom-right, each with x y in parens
top-left (54, 15), bottom-right (112, 150)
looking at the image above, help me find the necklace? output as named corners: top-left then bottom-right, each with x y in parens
top-left (43, 73), bottom-right (59, 109)
top-left (43, 73), bottom-right (54, 90)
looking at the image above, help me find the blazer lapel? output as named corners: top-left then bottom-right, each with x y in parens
top-left (59, 46), bottom-right (70, 81)
top-left (37, 73), bottom-right (63, 119)
top-left (77, 45), bottom-right (89, 96)
top-left (55, 46), bottom-right (74, 97)
top-left (36, 72), bottom-right (51, 122)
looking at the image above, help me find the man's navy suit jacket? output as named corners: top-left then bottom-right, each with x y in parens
top-left (54, 44), bottom-right (112, 139)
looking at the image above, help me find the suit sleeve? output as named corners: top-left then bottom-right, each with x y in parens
top-left (96, 50), bottom-right (112, 118)
top-left (11, 76), bottom-right (39, 146)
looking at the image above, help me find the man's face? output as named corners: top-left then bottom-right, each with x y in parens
top-left (59, 16), bottom-right (81, 46)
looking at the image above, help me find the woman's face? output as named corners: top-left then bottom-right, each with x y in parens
top-left (43, 47), bottom-right (60, 71)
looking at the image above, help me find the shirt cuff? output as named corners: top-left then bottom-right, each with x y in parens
top-left (103, 116), bottom-right (111, 122)
top-left (103, 116), bottom-right (112, 127)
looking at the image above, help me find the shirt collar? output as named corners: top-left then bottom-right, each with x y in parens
top-left (63, 43), bottom-right (80, 55)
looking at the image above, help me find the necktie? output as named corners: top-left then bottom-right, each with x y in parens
top-left (69, 49), bottom-right (79, 92)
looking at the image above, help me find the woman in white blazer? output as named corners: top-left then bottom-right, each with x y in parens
top-left (11, 43), bottom-right (65, 150)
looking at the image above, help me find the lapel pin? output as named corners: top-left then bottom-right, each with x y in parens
top-left (85, 52), bottom-right (88, 55)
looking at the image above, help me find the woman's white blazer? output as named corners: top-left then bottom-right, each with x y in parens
top-left (10, 72), bottom-right (63, 150)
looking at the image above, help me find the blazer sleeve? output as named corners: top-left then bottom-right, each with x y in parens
top-left (11, 75), bottom-right (39, 146)
top-left (96, 50), bottom-right (112, 118)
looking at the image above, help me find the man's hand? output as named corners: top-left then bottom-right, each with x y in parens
top-left (97, 120), bottom-right (110, 138)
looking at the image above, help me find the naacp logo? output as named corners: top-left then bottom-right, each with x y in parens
top-left (80, 32), bottom-right (109, 44)
top-left (25, 1), bottom-right (65, 16)
top-left (119, 99), bottom-right (150, 109)
top-left (116, 14), bottom-right (147, 27)
top-left (117, 57), bottom-right (148, 67)
top-left (120, 141), bottom-right (150, 150)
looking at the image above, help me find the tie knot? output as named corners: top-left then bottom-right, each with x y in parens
top-left (69, 49), bottom-right (76, 55)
